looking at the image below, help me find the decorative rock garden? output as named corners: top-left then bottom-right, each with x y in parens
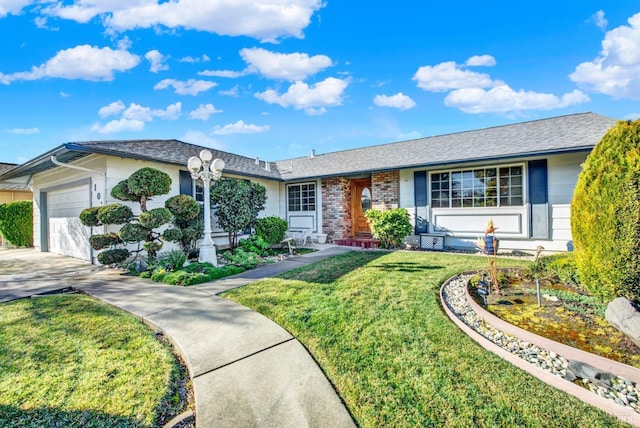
top-left (442, 273), bottom-right (640, 421)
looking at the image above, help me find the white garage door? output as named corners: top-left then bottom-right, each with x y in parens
top-left (47, 185), bottom-right (92, 261)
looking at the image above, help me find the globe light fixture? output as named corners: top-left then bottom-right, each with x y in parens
top-left (187, 149), bottom-right (225, 265)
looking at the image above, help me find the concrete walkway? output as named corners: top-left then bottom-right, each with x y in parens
top-left (0, 247), bottom-right (356, 427)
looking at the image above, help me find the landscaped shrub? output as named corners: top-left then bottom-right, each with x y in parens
top-left (364, 207), bottom-right (413, 248)
top-left (571, 119), bottom-right (640, 302)
top-left (155, 250), bottom-right (187, 272)
top-left (0, 200), bottom-right (33, 247)
top-left (163, 195), bottom-right (203, 257)
top-left (238, 235), bottom-right (272, 256)
top-left (112, 167), bottom-right (171, 212)
top-left (97, 248), bottom-right (129, 265)
top-left (255, 216), bottom-right (288, 245)
top-left (139, 207), bottom-right (173, 229)
top-left (88, 233), bottom-right (122, 251)
top-left (210, 178), bottom-right (267, 249)
top-left (222, 248), bottom-right (260, 269)
top-left (96, 204), bottom-right (133, 225)
top-left (148, 262), bottom-right (245, 286)
top-left (120, 223), bottom-right (149, 243)
top-left (79, 206), bottom-right (101, 227)
top-left (528, 253), bottom-right (581, 287)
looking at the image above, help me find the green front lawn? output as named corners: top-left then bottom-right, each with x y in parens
top-left (0, 294), bottom-right (189, 427)
top-left (223, 251), bottom-right (627, 427)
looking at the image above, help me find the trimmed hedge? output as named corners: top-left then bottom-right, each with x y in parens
top-left (571, 119), bottom-right (640, 302)
top-left (0, 200), bottom-right (33, 247)
top-left (364, 208), bottom-right (412, 249)
top-left (255, 216), bottom-right (288, 244)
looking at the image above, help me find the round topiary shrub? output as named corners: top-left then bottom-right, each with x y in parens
top-left (89, 233), bottom-right (123, 250)
top-left (97, 204), bottom-right (133, 225)
top-left (127, 167), bottom-right (171, 200)
top-left (120, 223), bottom-right (149, 243)
top-left (79, 206), bottom-right (101, 227)
top-left (165, 195), bottom-right (200, 220)
top-left (139, 207), bottom-right (173, 229)
top-left (571, 119), bottom-right (640, 302)
top-left (97, 248), bottom-right (129, 265)
top-left (255, 216), bottom-right (288, 245)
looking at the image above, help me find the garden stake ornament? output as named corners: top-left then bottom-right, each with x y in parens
top-left (475, 219), bottom-right (501, 295)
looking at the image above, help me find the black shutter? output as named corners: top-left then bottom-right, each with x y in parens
top-left (528, 160), bottom-right (549, 239)
top-left (179, 170), bottom-right (192, 196)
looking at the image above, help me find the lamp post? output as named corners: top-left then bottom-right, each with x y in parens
top-left (188, 150), bottom-right (225, 265)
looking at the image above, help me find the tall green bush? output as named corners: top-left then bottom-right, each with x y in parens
top-left (163, 195), bottom-right (203, 257)
top-left (0, 200), bottom-right (33, 247)
top-left (210, 178), bottom-right (267, 249)
top-left (364, 208), bottom-right (412, 248)
top-left (255, 216), bottom-right (288, 244)
top-left (571, 119), bottom-right (640, 302)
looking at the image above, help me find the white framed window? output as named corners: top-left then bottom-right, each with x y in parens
top-left (287, 183), bottom-right (316, 212)
top-left (430, 164), bottom-right (524, 208)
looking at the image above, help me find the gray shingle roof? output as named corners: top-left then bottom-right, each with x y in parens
top-left (0, 139), bottom-right (281, 182)
top-left (274, 112), bottom-right (618, 180)
top-left (0, 163), bottom-right (30, 191)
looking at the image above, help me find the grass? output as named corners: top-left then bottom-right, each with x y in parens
top-left (223, 250), bottom-right (628, 427)
top-left (0, 293), bottom-right (190, 427)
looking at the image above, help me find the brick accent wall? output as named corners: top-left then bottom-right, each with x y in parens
top-left (322, 177), bottom-right (351, 241)
top-left (372, 170), bottom-right (399, 209)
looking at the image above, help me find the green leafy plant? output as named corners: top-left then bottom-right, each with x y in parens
top-left (97, 248), bottom-right (130, 265)
top-left (96, 204), bottom-right (133, 225)
top-left (163, 195), bottom-right (203, 257)
top-left (155, 250), bottom-right (187, 272)
top-left (222, 248), bottom-right (260, 269)
top-left (88, 232), bottom-right (122, 251)
top-left (572, 119), bottom-right (640, 302)
top-left (238, 234), bottom-right (272, 256)
top-left (255, 216), bottom-right (288, 245)
top-left (111, 167), bottom-right (171, 212)
top-left (210, 178), bottom-right (267, 249)
top-left (364, 207), bottom-right (412, 248)
top-left (0, 200), bottom-right (33, 247)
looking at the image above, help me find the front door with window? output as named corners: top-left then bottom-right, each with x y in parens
top-left (351, 178), bottom-right (372, 236)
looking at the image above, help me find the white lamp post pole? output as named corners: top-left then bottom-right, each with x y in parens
top-left (188, 150), bottom-right (225, 265)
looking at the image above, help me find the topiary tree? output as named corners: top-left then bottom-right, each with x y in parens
top-left (0, 200), bottom-right (33, 247)
top-left (365, 207), bottom-right (413, 249)
top-left (571, 119), bottom-right (640, 302)
top-left (80, 167), bottom-right (173, 263)
top-left (210, 178), bottom-right (267, 249)
top-left (255, 216), bottom-right (288, 245)
top-left (163, 194), bottom-right (203, 258)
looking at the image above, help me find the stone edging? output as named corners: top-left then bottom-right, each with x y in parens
top-left (440, 272), bottom-right (640, 427)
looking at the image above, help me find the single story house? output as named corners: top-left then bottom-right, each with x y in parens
top-left (0, 112), bottom-right (617, 262)
top-left (0, 162), bottom-right (32, 247)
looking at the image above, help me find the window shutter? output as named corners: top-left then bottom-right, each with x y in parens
top-left (179, 170), bottom-right (192, 196)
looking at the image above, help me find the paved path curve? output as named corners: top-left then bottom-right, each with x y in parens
top-left (0, 247), bottom-right (356, 427)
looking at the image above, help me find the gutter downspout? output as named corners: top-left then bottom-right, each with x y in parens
top-left (50, 155), bottom-right (107, 263)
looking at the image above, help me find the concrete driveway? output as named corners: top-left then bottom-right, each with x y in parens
top-left (0, 248), bottom-right (103, 303)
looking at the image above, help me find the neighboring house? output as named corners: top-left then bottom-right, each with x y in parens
top-left (0, 112), bottom-right (617, 262)
top-left (0, 162), bottom-right (32, 247)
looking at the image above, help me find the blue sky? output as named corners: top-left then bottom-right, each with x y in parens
top-left (1, 1), bottom-right (639, 165)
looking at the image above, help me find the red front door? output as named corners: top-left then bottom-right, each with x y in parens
top-left (351, 178), bottom-right (372, 237)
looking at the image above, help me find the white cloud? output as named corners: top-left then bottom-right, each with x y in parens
top-left (145, 50), bottom-right (169, 73)
top-left (255, 77), bottom-right (349, 115)
top-left (154, 78), bottom-right (217, 95)
top-left (592, 10), bottom-right (608, 31)
top-left (93, 101), bottom-right (182, 133)
top-left (445, 85), bottom-right (589, 114)
top-left (0, 45), bottom-right (140, 84)
top-left (465, 55), bottom-right (496, 67)
top-left (43, 0), bottom-right (324, 42)
top-left (60, 91), bottom-right (71, 97)
top-left (212, 120), bottom-right (269, 135)
top-left (623, 113), bottom-right (640, 120)
top-left (0, 0), bottom-right (31, 18)
top-left (373, 92), bottom-right (416, 110)
top-left (199, 47), bottom-right (333, 81)
top-left (189, 103), bottom-right (223, 120)
top-left (240, 47), bottom-right (332, 80)
top-left (179, 55), bottom-right (210, 63)
top-left (570, 12), bottom-right (640, 99)
top-left (98, 100), bottom-right (126, 118)
top-left (180, 130), bottom-right (224, 149)
top-left (7, 127), bottom-right (40, 134)
top-left (198, 69), bottom-right (248, 78)
top-left (413, 60), bottom-right (493, 92)
top-left (92, 118), bottom-right (145, 134)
